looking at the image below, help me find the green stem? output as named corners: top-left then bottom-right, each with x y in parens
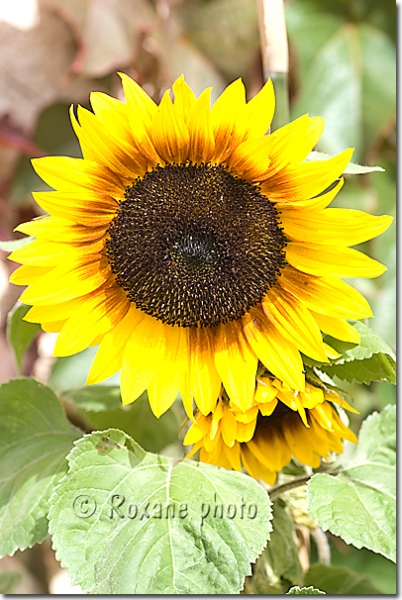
top-left (269, 474), bottom-right (311, 501)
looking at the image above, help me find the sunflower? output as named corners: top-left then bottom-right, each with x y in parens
top-left (183, 377), bottom-right (359, 485)
top-left (9, 74), bottom-right (391, 418)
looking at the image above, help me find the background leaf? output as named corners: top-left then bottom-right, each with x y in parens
top-left (49, 428), bottom-right (272, 594)
top-left (304, 564), bottom-right (381, 595)
top-left (63, 387), bottom-right (185, 454)
top-left (286, 1), bottom-right (396, 160)
top-left (320, 321), bottom-right (396, 384)
top-left (0, 379), bottom-right (81, 557)
top-left (6, 303), bottom-right (41, 374)
top-left (307, 404), bottom-right (396, 562)
top-left (263, 500), bottom-right (303, 587)
top-left (0, 570), bottom-right (23, 594)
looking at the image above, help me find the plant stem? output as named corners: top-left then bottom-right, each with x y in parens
top-left (256, 0), bottom-right (290, 130)
top-left (269, 474), bottom-right (311, 500)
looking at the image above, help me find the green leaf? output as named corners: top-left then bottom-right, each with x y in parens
top-left (287, 585), bottom-right (326, 595)
top-left (320, 321), bottom-right (396, 385)
top-left (307, 405), bottom-right (396, 562)
top-left (49, 346), bottom-right (120, 392)
top-left (0, 571), bottom-right (22, 593)
top-left (49, 428), bottom-right (272, 594)
top-left (0, 378), bottom-right (81, 557)
top-left (304, 564), bottom-right (381, 595)
top-left (6, 303), bottom-right (41, 373)
top-left (329, 540), bottom-right (396, 595)
top-left (287, 2), bottom-right (396, 160)
top-left (63, 385), bottom-right (123, 412)
top-left (0, 237), bottom-right (34, 251)
top-left (306, 151), bottom-right (384, 174)
top-left (264, 500), bottom-right (303, 586)
top-left (63, 387), bottom-right (184, 454)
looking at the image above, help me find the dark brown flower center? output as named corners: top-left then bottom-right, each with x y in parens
top-left (106, 162), bottom-right (286, 328)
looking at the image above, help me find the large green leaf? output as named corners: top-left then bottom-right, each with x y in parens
top-left (6, 303), bottom-right (41, 374)
top-left (320, 321), bottom-right (396, 385)
top-left (307, 405), bottom-right (396, 562)
top-left (0, 379), bottom-right (81, 557)
top-left (49, 429), bottom-right (272, 594)
top-left (287, 1), bottom-right (396, 160)
top-left (304, 564), bottom-right (381, 595)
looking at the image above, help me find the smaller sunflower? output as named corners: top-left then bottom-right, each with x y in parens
top-left (184, 377), bottom-right (358, 485)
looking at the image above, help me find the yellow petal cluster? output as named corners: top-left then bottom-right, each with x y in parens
top-left (184, 378), bottom-right (358, 485)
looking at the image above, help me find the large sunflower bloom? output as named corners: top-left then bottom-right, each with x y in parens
top-left (9, 74), bottom-right (391, 418)
top-left (184, 378), bottom-right (359, 485)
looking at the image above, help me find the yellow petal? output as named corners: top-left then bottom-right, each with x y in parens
top-left (312, 312), bottom-right (360, 344)
top-left (186, 88), bottom-right (215, 163)
top-left (241, 444), bottom-right (278, 484)
top-left (41, 320), bottom-right (67, 332)
top-left (220, 407), bottom-right (238, 448)
top-left (86, 306), bottom-right (143, 385)
top-left (278, 266), bottom-right (373, 319)
top-left (183, 422), bottom-right (204, 446)
top-left (245, 78), bottom-right (275, 138)
top-left (254, 377), bottom-right (278, 405)
top-left (263, 115), bottom-right (325, 178)
top-left (214, 321), bottom-right (258, 412)
top-left (275, 178), bottom-right (344, 211)
top-left (31, 156), bottom-right (123, 196)
top-left (210, 78), bottom-right (247, 163)
top-left (20, 258), bottom-right (109, 306)
top-left (15, 216), bottom-right (107, 243)
top-left (227, 137), bottom-right (271, 181)
top-left (325, 390), bottom-right (359, 414)
top-left (24, 296), bottom-right (86, 324)
top-left (54, 286), bottom-right (129, 357)
top-left (242, 308), bottom-right (305, 390)
top-left (31, 190), bottom-right (118, 226)
top-left (172, 75), bottom-right (197, 120)
top-left (9, 237), bottom-right (104, 267)
top-left (189, 328), bottom-right (221, 415)
top-left (324, 342), bottom-right (341, 359)
top-left (282, 419), bottom-right (320, 467)
top-left (119, 72), bottom-right (160, 164)
top-left (9, 264), bottom-right (51, 286)
top-left (151, 90), bottom-right (190, 164)
top-left (71, 105), bottom-right (144, 179)
top-left (281, 208), bottom-right (393, 247)
top-left (222, 443), bottom-right (242, 471)
top-left (299, 382), bottom-right (325, 409)
top-left (120, 314), bottom-right (166, 407)
top-left (147, 325), bottom-right (188, 418)
top-left (286, 243), bottom-right (387, 279)
top-left (263, 287), bottom-right (328, 362)
top-left (235, 420), bottom-right (257, 443)
top-left (262, 148), bottom-right (353, 202)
